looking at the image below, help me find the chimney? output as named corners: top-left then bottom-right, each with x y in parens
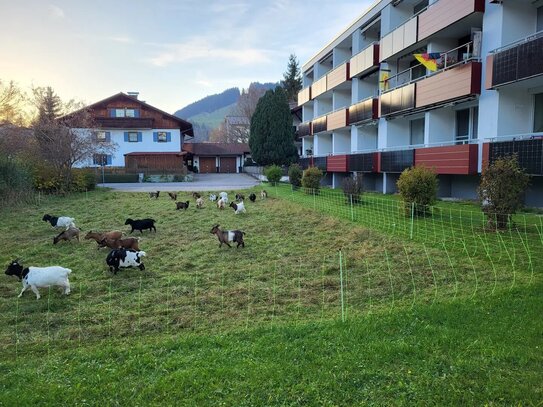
top-left (127, 91), bottom-right (139, 99)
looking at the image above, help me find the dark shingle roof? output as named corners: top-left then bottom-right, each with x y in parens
top-left (183, 143), bottom-right (250, 155)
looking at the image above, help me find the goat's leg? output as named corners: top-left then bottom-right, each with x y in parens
top-left (18, 284), bottom-right (29, 298)
top-left (30, 285), bottom-right (41, 300)
top-left (64, 280), bottom-right (71, 295)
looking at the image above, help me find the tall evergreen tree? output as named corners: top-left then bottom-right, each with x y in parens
top-left (249, 86), bottom-right (298, 166)
top-left (281, 54), bottom-right (302, 104)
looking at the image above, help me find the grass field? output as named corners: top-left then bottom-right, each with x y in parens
top-left (0, 186), bottom-right (541, 405)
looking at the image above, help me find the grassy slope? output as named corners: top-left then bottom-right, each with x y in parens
top-left (187, 103), bottom-right (236, 130)
top-left (0, 188), bottom-right (541, 405)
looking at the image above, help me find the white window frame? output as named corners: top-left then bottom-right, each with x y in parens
top-left (96, 131), bottom-right (107, 142)
top-left (128, 132), bottom-right (138, 142)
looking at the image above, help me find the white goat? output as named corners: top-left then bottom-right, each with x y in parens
top-left (196, 197), bottom-right (204, 209)
top-left (4, 260), bottom-right (71, 300)
top-left (219, 192), bottom-right (229, 204)
top-left (217, 198), bottom-right (226, 209)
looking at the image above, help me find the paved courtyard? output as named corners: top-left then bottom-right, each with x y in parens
top-left (98, 173), bottom-right (261, 192)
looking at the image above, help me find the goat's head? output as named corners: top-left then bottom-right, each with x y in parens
top-left (124, 219), bottom-right (133, 225)
top-left (5, 259), bottom-right (23, 280)
top-left (42, 214), bottom-right (51, 222)
top-left (210, 224), bottom-right (220, 234)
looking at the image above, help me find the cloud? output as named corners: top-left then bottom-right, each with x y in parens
top-left (48, 4), bottom-right (64, 18)
top-left (108, 36), bottom-right (133, 44)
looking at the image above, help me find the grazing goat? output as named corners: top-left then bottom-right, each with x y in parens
top-left (85, 230), bottom-right (123, 248)
top-left (210, 225), bottom-right (245, 248)
top-left (229, 201), bottom-right (246, 214)
top-left (5, 259), bottom-right (71, 299)
top-left (192, 192), bottom-right (201, 199)
top-left (219, 192), bottom-right (228, 203)
top-left (42, 214), bottom-right (76, 230)
top-left (168, 192), bottom-right (178, 201)
top-left (149, 191), bottom-right (160, 199)
top-left (217, 198), bottom-right (226, 210)
top-left (209, 193), bottom-right (218, 202)
top-left (176, 201), bottom-right (190, 210)
top-left (125, 218), bottom-right (156, 234)
top-left (99, 237), bottom-right (140, 251)
top-left (249, 193), bottom-right (256, 202)
top-left (106, 249), bottom-right (146, 274)
top-left (260, 190), bottom-right (268, 199)
top-left (235, 193), bottom-right (245, 202)
top-left (196, 197), bottom-right (204, 209)
top-left (53, 227), bottom-right (80, 245)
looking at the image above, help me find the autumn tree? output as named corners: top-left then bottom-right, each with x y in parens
top-left (281, 54), bottom-right (302, 104)
top-left (249, 86), bottom-right (297, 166)
top-left (0, 80), bottom-right (28, 126)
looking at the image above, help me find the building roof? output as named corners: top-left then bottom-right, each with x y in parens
top-left (183, 142), bottom-right (250, 156)
top-left (124, 151), bottom-right (187, 156)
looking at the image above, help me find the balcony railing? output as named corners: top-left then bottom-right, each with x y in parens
top-left (484, 135), bottom-right (543, 176)
top-left (298, 122), bottom-right (312, 137)
top-left (312, 115), bottom-right (328, 134)
top-left (326, 63), bottom-right (350, 91)
top-left (380, 14), bottom-right (418, 61)
top-left (349, 97), bottom-right (378, 125)
top-left (298, 86), bottom-right (312, 106)
top-left (312, 76), bottom-right (328, 98)
top-left (96, 117), bottom-right (154, 129)
top-left (327, 108), bottom-right (349, 131)
top-left (350, 42), bottom-right (379, 79)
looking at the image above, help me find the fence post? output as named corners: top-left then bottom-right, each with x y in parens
top-left (313, 188), bottom-right (316, 209)
top-left (339, 250), bottom-right (345, 323)
top-left (410, 202), bottom-right (415, 239)
top-left (350, 194), bottom-right (354, 222)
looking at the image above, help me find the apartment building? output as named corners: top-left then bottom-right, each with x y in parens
top-left (297, 0), bottom-right (543, 207)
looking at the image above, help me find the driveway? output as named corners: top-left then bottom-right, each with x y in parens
top-left (98, 173), bottom-right (261, 192)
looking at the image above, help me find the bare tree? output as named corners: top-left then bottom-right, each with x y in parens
top-left (0, 80), bottom-right (29, 126)
top-left (32, 86), bottom-right (116, 190)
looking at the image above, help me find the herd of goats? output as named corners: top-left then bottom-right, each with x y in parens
top-left (3, 189), bottom-right (268, 300)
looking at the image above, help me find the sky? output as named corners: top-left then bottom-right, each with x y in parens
top-left (0, 0), bottom-right (374, 114)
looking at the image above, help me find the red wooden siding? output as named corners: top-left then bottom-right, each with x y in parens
top-left (482, 143), bottom-right (490, 169)
top-left (415, 144), bottom-right (478, 174)
top-left (416, 62), bottom-right (482, 108)
top-left (375, 152), bottom-right (381, 173)
top-left (418, 0), bottom-right (485, 40)
top-left (327, 155), bottom-right (349, 172)
top-left (485, 54), bottom-right (494, 90)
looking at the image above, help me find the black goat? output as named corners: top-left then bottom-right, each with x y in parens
top-left (124, 218), bottom-right (156, 234)
top-left (249, 193), bottom-right (256, 202)
top-left (176, 201), bottom-right (190, 210)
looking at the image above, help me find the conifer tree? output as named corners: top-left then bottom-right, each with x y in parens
top-left (281, 54), bottom-right (302, 104)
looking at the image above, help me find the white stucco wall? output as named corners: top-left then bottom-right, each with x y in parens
top-left (426, 108), bottom-right (455, 145)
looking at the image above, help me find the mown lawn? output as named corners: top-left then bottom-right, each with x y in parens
top-left (0, 186), bottom-right (541, 405)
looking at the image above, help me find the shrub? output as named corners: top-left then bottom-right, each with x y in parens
top-left (396, 165), bottom-right (438, 216)
top-left (71, 168), bottom-right (97, 192)
top-left (265, 165), bottom-right (283, 185)
top-left (0, 156), bottom-right (34, 205)
top-left (301, 166), bottom-right (323, 192)
top-left (478, 155), bottom-right (529, 229)
top-left (32, 162), bottom-right (61, 193)
top-left (288, 164), bottom-right (303, 189)
top-left (341, 174), bottom-right (364, 204)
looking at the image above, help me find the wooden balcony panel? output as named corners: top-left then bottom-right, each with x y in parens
top-left (350, 44), bottom-right (379, 78)
top-left (327, 109), bottom-right (349, 131)
top-left (415, 144), bottom-right (478, 174)
top-left (380, 83), bottom-right (416, 117)
top-left (380, 33), bottom-right (393, 62)
top-left (327, 155), bottom-right (349, 172)
top-left (416, 62), bottom-right (481, 108)
top-left (96, 117), bottom-right (154, 129)
top-left (298, 122), bottom-right (312, 137)
top-left (418, 0), bottom-right (485, 40)
top-left (349, 98), bottom-right (378, 124)
top-left (381, 17), bottom-right (418, 61)
top-left (312, 76), bottom-right (328, 98)
top-left (327, 63), bottom-right (350, 91)
top-left (298, 87), bottom-right (311, 106)
top-left (312, 116), bottom-right (327, 134)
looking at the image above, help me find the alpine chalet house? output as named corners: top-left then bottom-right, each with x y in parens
top-left (76, 92), bottom-right (193, 171)
top-left (297, 0), bottom-right (543, 206)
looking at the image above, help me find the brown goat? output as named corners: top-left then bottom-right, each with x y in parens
top-left (53, 227), bottom-right (80, 245)
top-left (168, 192), bottom-right (178, 200)
top-left (99, 237), bottom-right (140, 251)
top-left (85, 230), bottom-right (123, 248)
top-left (192, 192), bottom-right (201, 199)
top-left (210, 224), bottom-right (245, 248)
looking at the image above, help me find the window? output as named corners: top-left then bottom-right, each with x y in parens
top-left (96, 131), bottom-right (107, 142)
top-left (414, 0), bottom-right (428, 15)
top-left (157, 132), bottom-right (167, 142)
top-left (410, 59), bottom-right (426, 80)
top-left (535, 93), bottom-right (543, 132)
top-left (410, 118), bottom-right (425, 145)
top-left (93, 154), bottom-right (111, 166)
top-left (537, 6), bottom-right (543, 32)
top-left (111, 108), bottom-right (139, 118)
top-left (128, 132), bottom-right (138, 142)
top-left (456, 107), bottom-right (478, 143)
top-left (125, 109), bottom-right (136, 118)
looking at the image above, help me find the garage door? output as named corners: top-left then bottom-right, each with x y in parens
top-left (219, 157), bottom-right (237, 173)
top-left (199, 157), bottom-right (216, 173)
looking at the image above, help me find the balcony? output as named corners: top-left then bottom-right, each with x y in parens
top-left (298, 86), bottom-right (311, 106)
top-left (327, 155), bottom-right (348, 172)
top-left (486, 32), bottom-right (543, 89)
top-left (350, 43), bottom-right (379, 79)
top-left (299, 157), bottom-right (311, 170)
top-left (380, 149), bottom-right (415, 172)
top-left (326, 63), bottom-right (350, 91)
top-left (349, 97), bottom-right (378, 125)
top-left (298, 122), bottom-right (312, 137)
top-left (348, 152), bottom-right (377, 172)
top-left (312, 76), bottom-right (328, 98)
top-left (380, 16), bottom-right (418, 62)
top-left (313, 156), bottom-right (327, 171)
top-left (415, 144), bottom-right (478, 175)
top-left (379, 84), bottom-right (415, 117)
top-left (483, 136), bottom-right (543, 176)
top-left (312, 116), bottom-right (327, 134)
top-left (327, 108), bottom-right (349, 131)
top-left (418, 0), bottom-right (484, 41)
top-left (96, 117), bottom-right (154, 129)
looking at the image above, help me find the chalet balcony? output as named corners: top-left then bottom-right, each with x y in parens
top-left (312, 116), bottom-right (327, 134)
top-left (380, 16), bottom-right (418, 62)
top-left (312, 76), bottom-right (328, 98)
top-left (350, 43), bottom-right (379, 79)
top-left (326, 63), bottom-right (350, 91)
top-left (418, 0), bottom-right (485, 41)
top-left (483, 136), bottom-right (543, 176)
top-left (349, 97), bottom-right (378, 125)
top-left (327, 108), bottom-right (349, 131)
top-left (96, 117), bottom-right (154, 129)
top-left (486, 32), bottom-right (543, 89)
top-left (298, 86), bottom-right (311, 106)
top-left (414, 143), bottom-right (478, 175)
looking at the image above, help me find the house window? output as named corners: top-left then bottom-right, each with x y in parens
top-left (414, 0), bottom-right (428, 15)
top-left (93, 154), bottom-right (111, 166)
top-left (96, 131), bottom-right (107, 142)
top-left (410, 118), bottom-right (425, 145)
top-left (125, 109), bottom-right (136, 118)
top-left (112, 108), bottom-right (139, 118)
top-left (456, 107), bottom-right (478, 143)
top-left (128, 132), bottom-right (138, 142)
top-left (157, 132), bottom-right (167, 142)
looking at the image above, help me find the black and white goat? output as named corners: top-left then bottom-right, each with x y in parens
top-left (229, 201), bottom-right (246, 214)
top-left (209, 193), bottom-right (218, 202)
top-left (106, 248), bottom-right (146, 274)
top-left (124, 218), bottom-right (156, 234)
top-left (42, 214), bottom-right (76, 229)
top-left (210, 225), bottom-right (245, 248)
top-left (149, 191), bottom-right (160, 199)
top-left (235, 193), bottom-right (245, 202)
top-left (260, 190), bottom-right (268, 199)
top-left (4, 259), bottom-right (71, 299)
